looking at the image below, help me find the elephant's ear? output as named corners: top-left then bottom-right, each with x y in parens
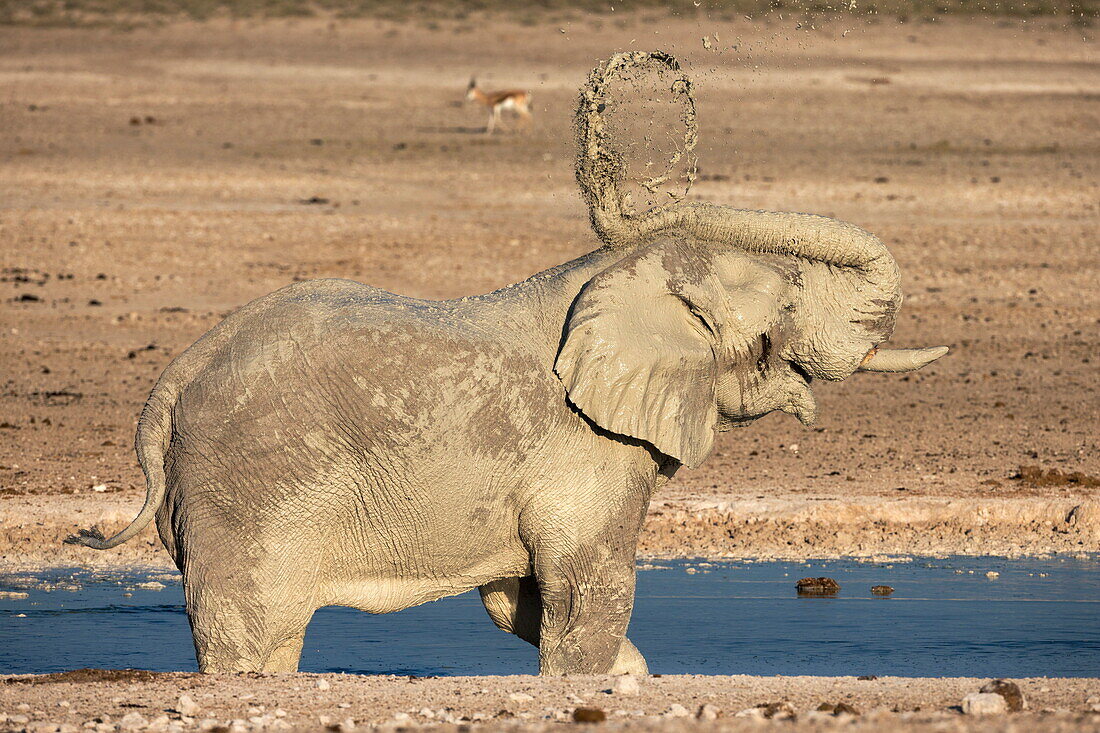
top-left (554, 242), bottom-right (722, 468)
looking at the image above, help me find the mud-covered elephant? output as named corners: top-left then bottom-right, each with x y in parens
top-left (67, 52), bottom-right (948, 675)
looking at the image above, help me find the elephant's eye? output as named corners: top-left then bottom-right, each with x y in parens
top-left (755, 334), bottom-right (771, 373)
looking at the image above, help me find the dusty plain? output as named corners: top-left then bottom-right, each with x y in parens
top-left (1, 9), bottom-right (1099, 731)
top-left (1, 9), bottom-right (1098, 565)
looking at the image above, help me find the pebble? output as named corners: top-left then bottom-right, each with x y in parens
top-left (737, 702), bottom-right (795, 720)
top-left (177, 694), bottom-right (201, 717)
top-left (147, 715), bottom-right (170, 731)
top-left (0, 591), bottom-right (29, 599)
top-left (509, 692), bottom-right (534, 702)
top-left (980, 679), bottom-right (1026, 711)
top-left (316, 678), bottom-right (331, 690)
top-left (611, 675), bottom-right (641, 696)
top-left (986, 571), bottom-right (1000, 578)
top-left (696, 703), bottom-right (720, 720)
top-left (870, 585), bottom-right (894, 595)
top-left (118, 712), bottom-right (148, 731)
top-left (663, 704), bottom-right (691, 718)
top-left (962, 692), bottom-right (1007, 715)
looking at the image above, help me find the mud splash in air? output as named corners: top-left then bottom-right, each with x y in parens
top-left (574, 50), bottom-right (699, 243)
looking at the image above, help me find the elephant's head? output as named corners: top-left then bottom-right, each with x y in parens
top-left (554, 229), bottom-right (947, 468)
top-left (555, 51), bottom-right (948, 468)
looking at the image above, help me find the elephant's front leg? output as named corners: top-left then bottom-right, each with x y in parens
top-left (531, 535), bottom-right (642, 675)
top-left (479, 576), bottom-right (648, 675)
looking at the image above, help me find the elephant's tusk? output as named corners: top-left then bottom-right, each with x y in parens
top-left (857, 346), bottom-right (949, 373)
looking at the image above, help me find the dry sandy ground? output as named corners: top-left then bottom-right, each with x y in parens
top-left (3, 670), bottom-right (1100, 732)
top-left (1, 12), bottom-right (1098, 565)
top-left (1, 12), bottom-right (1099, 732)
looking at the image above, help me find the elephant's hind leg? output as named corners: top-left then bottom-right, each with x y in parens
top-left (184, 567), bottom-right (316, 673)
top-left (479, 576), bottom-right (648, 675)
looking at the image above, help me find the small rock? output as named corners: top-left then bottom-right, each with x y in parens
top-left (27, 722), bottom-right (59, 733)
top-left (980, 679), bottom-right (1025, 712)
top-left (316, 678), bottom-right (331, 690)
top-left (118, 712), bottom-right (148, 731)
top-left (508, 692), bottom-right (534, 702)
top-left (663, 704), bottom-right (691, 718)
top-left (572, 707), bottom-right (606, 723)
top-left (736, 702), bottom-right (795, 720)
top-left (611, 675), bottom-right (640, 696)
top-left (796, 577), bottom-right (840, 595)
top-left (696, 704), bottom-right (720, 720)
top-left (986, 571), bottom-right (1000, 579)
top-left (871, 585), bottom-right (894, 595)
top-left (177, 695), bottom-right (201, 717)
top-left (962, 692), bottom-right (1008, 715)
top-left (10, 715), bottom-right (31, 725)
top-left (857, 675), bottom-right (878, 681)
top-left (0, 591), bottom-right (29, 599)
top-left (147, 715), bottom-right (170, 732)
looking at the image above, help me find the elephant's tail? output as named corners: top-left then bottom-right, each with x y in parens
top-left (64, 375), bottom-right (179, 550)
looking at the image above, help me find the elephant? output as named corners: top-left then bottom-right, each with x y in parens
top-left (66, 52), bottom-right (948, 676)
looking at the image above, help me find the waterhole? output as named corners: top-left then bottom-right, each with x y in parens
top-left (2, 557), bottom-right (1097, 677)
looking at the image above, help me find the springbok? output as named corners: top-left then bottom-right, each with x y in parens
top-left (465, 78), bottom-right (532, 134)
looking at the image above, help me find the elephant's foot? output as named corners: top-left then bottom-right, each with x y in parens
top-left (610, 638), bottom-right (648, 675)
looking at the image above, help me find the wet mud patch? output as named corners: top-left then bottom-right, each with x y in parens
top-left (4, 668), bottom-right (180, 685)
top-left (1011, 465), bottom-right (1100, 489)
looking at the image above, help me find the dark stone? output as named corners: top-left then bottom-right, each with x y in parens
top-left (817, 702), bottom-right (859, 716)
top-left (572, 707), bottom-right (606, 723)
top-left (871, 585), bottom-right (895, 595)
top-left (796, 577), bottom-right (840, 595)
top-left (980, 679), bottom-right (1025, 712)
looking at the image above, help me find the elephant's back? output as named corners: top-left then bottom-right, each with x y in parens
top-left (166, 277), bottom-right (564, 495)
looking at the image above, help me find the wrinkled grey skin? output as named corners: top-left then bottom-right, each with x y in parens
top-left (66, 52), bottom-right (948, 676)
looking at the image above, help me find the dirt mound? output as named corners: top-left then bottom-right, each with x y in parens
top-left (1012, 466), bottom-right (1100, 489)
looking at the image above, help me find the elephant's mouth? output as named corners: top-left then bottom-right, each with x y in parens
top-left (779, 367), bottom-right (818, 426)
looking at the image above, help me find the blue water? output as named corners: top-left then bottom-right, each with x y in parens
top-left (2, 557), bottom-right (1098, 677)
